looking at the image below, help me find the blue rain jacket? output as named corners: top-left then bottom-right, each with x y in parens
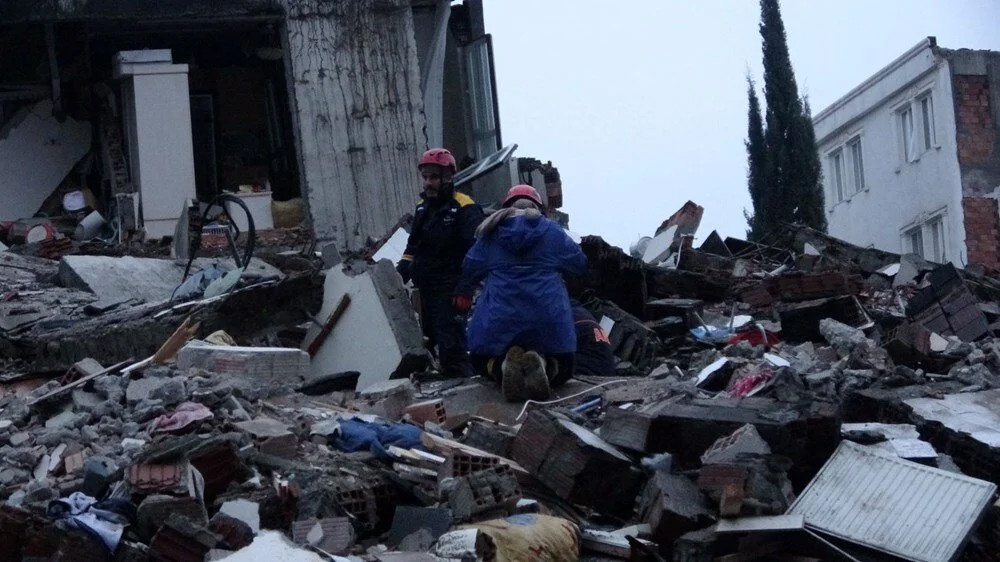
top-left (462, 214), bottom-right (588, 356)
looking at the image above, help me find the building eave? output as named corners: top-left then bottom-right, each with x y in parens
top-left (813, 37), bottom-right (937, 124)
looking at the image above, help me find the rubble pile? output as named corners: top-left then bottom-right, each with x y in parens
top-left (6, 205), bottom-right (1000, 561)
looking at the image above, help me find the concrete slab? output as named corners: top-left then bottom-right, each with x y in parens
top-left (177, 342), bottom-right (309, 397)
top-left (0, 99), bottom-right (92, 221)
top-left (305, 261), bottom-right (429, 390)
top-left (58, 255), bottom-right (283, 304)
top-left (642, 226), bottom-right (677, 265)
top-left (427, 377), bottom-right (601, 426)
top-left (220, 499), bottom-right (261, 533)
top-left (372, 227), bottom-right (409, 265)
top-left (905, 390), bottom-right (1000, 448)
top-left (222, 531), bottom-right (322, 561)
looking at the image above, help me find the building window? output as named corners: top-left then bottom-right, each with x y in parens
top-left (906, 226), bottom-right (924, 257)
top-left (919, 94), bottom-right (936, 151)
top-left (829, 148), bottom-right (845, 203)
top-left (902, 215), bottom-right (948, 262)
top-left (898, 104), bottom-right (915, 162)
top-left (929, 217), bottom-right (945, 262)
top-left (847, 136), bottom-right (865, 192)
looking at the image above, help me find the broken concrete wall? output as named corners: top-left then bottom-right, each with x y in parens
top-left (282, 0), bottom-right (427, 251)
top-left (948, 49), bottom-right (1000, 268)
top-left (305, 260), bottom-right (428, 390)
top-left (0, 99), bottom-right (91, 221)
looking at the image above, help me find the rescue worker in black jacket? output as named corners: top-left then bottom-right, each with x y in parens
top-left (396, 148), bottom-right (484, 378)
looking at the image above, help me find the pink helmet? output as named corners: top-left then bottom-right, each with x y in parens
top-left (418, 148), bottom-right (456, 172)
top-left (502, 184), bottom-right (544, 208)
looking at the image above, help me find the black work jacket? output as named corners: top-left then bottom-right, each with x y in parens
top-left (402, 185), bottom-right (484, 291)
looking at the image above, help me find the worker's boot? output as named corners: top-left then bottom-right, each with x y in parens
top-left (501, 347), bottom-right (550, 401)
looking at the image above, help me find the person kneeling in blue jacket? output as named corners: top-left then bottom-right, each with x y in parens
top-left (459, 185), bottom-right (588, 401)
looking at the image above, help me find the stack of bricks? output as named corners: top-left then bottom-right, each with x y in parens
top-left (955, 75), bottom-right (996, 168)
top-left (402, 399), bottom-right (447, 426)
top-left (962, 197), bottom-right (1000, 270)
top-left (907, 264), bottom-right (990, 342)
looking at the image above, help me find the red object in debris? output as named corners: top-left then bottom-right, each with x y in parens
top-left (149, 402), bottom-right (215, 433)
top-left (727, 327), bottom-right (780, 348)
top-left (728, 367), bottom-right (774, 398)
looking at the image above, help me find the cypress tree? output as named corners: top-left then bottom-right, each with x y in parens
top-left (744, 76), bottom-right (768, 239)
top-left (745, 0), bottom-right (826, 240)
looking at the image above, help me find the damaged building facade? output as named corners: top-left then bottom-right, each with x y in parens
top-left (0, 0), bottom-right (560, 251)
top-left (814, 37), bottom-right (1000, 269)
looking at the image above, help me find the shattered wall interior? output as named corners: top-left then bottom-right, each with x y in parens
top-left (0, 0), bottom-right (506, 252)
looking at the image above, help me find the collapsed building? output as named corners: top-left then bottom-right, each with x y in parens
top-left (5, 189), bottom-right (1000, 559)
top-left (4, 4), bottom-right (1000, 561)
top-left (0, 0), bottom-right (563, 252)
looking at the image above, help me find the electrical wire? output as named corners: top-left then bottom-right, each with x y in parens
top-left (171, 193), bottom-right (257, 301)
top-left (515, 379), bottom-right (630, 421)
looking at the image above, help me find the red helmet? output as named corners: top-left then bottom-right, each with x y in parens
top-left (418, 148), bottom-right (456, 172)
top-left (502, 184), bottom-right (544, 208)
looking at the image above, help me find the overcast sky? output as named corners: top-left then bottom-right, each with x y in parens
top-left (484, 0), bottom-right (1000, 249)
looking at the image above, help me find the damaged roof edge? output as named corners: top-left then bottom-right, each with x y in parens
top-left (0, 0), bottom-right (281, 24)
top-left (813, 36), bottom-right (937, 125)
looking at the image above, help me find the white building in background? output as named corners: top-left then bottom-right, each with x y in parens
top-left (813, 37), bottom-right (1000, 269)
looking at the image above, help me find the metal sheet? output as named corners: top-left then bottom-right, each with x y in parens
top-left (715, 514), bottom-right (804, 534)
top-left (789, 441), bottom-right (996, 562)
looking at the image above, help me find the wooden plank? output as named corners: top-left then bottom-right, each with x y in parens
top-left (307, 294), bottom-right (350, 356)
top-left (420, 432), bottom-right (528, 476)
top-left (27, 359), bottom-right (132, 406)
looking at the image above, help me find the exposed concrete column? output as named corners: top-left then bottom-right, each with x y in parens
top-left (282, 0), bottom-right (428, 251)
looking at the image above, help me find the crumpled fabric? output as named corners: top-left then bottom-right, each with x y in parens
top-left (172, 263), bottom-right (230, 301)
top-left (331, 419), bottom-right (424, 459)
top-left (149, 401), bottom-right (215, 433)
top-left (47, 492), bottom-right (132, 553)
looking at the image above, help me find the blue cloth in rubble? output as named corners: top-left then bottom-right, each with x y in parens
top-left (47, 492), bottom-right (132, 553)
top-left (462, 214), bottom-right (588, 356)
top-left (332, 418), bottom-right (425, 459)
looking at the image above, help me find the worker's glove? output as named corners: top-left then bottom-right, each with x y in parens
top-left (396, 259), bottom-right (412, 284)
top-left (453, 294), bottom-right (473, 314)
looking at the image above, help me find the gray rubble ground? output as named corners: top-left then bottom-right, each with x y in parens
top-left (5, 238), bottom-right (1000, 561)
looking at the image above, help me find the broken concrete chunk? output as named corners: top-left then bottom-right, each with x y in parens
top-left (219, 499), bottom-right (261, 534)
top-left (9, 432), bottom-right (32, 447)
top-left (304, 260), bottom-right (430, 391)
top-left (290, 517), bottom-right (354, 555)
top-left (356, 379), bottom-right (416, 421)
top-left (700, 424), bottom-right (772, 465)
top-left (637, 472), bottom-right (714, 547)
top-left (137, 494), bottom-right (210, 541)
top-left (819, 317), bottom-right (869, 353)
top-left (510, 411), bottom-right (640, 517)
top-left (177, 341), bottom-right (309, 398)
top-left (234, 417), bottom-right (293, 439)
top-left (71, 389), bottom-right (105, 413)
top-left (219, 531), bottom-right (322, 561)
top-left (57, 255), bottom-right (283, 304)
top-left (126, 376), bottom-right (186, 406)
